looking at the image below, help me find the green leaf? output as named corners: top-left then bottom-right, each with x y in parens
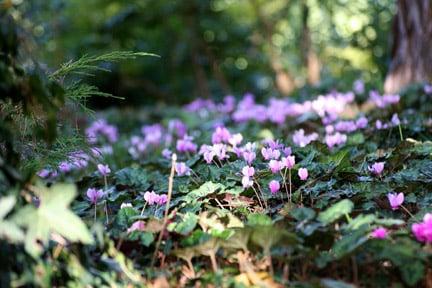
top-left (318, 199), bottom-right (354, 225)
top-left (169, 212), bottom-right (198, 235)
top-left (246, 214), bottom-right (272, 226)
top-left (13, 183), bottom-right (93, 257)
top-left (181, 182), bottom-right (225, 203)
top-left (115, 167), bottom-right (151, 191)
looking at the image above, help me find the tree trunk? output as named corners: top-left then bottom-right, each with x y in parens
top-left (384, 0), bottom-right (432, 94)
top-left (301, 0), bottom-right (320, 85)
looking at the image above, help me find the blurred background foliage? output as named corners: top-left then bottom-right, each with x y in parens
top-left (3, 0), bottom-right (396, 106)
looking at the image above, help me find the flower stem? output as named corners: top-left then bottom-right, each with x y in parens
top-left (401, 204), bottom-right (415, 219)
top-left (398, 124), bottom-right (404, 141)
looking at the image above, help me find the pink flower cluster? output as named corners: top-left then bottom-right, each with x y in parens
top-left (412, 213), bottom-right (432, 243)
top-left (292, 129), bottom-right (319, 147)
top-left (87, 188), bottom-right (104, 204)
top-left (144, 191), bottom-right (167, 206)
top-left (369, 91), bottom-right (400, 109)
top-left (86, 119), bottom-right (118, 144)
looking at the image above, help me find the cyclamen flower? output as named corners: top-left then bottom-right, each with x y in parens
top-left (242, 166), bottom-right (255, 177)
top-left (175, 162), bottom-right (191, 176)
top-left (369, 162), bottom-right (384, 176)
top-left (356, 116), bottom-right (368, 129)
top-left (391, 113), bottom-right (401, 126)
top-left (228, 133), bottom-right (243, 147)
top-left (412, 213), bottom-right (432, 243)
top-left (97, 164), bottom-right (111, 176)
top-left (212, 126), bottom-right (231, 144)
top-left (242, 151), bottom-right (256, 165)
top-left (353, 79), bottom-right (365, 94)
top-left (37, 169), bottom-right (51, 178)
top-left (168, 119), bottom-right (187, 138)
top-left (212, 143), bottom-right (229, 160)
top-left (241, 176), bottom-right (253, 188)
top-left (127, 220), bottom-right (146, 233)
top-left (269, 180), bottom-right (280, 194)
top-left (325, 132), bottom-right (347, 149)
top-left (424, 84), bottom-right (432, 95)
top-left (144, 191), bottom-right (168, 206)
top-left (176, 135), bottom-right (197, 153)
top-left (59, 162), bottom-right (73, 173)
top-left (298, 168), bottom-right (308, 181)
top-left (292, 129), bottom-right (319, 147)
top-left (261, 147), bottom-right (281, 160)
top-left (86, 188), bottom-right (104, 204)
top-left (281, 155), bottom-right (295, 169)
top-left (371, 227), bottom-right (388, 239)
top-left (162, 148), bottom-right (172, 159)
top-left (268, 160), bottom-right (282, 174)
top-left (387, 192), bottom-right (404, 210)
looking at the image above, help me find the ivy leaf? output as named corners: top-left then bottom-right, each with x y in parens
top-left (0, 196), bottom-right (24, 242)
top-left (115, 167), bottom-right (151, 191)
top-left (169, 212), bottom-right (198, 235)
top-left (13, 183), bottom-right (93, 257)
top-left (318, 199), bottom-right (354, 225)
top-left (181, 182), bottom-right (225, 203)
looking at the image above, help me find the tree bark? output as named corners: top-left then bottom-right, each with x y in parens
top-left (301, 0), bottom-right (320, 85)
top-left (384, 0), bottom-right (432, 94)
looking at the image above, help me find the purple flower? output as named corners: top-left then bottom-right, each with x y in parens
top-left (162, 148), bottom-right (172, 159)
top-left (356, 117), bottom-right (368, 129)
top-left (59, 162), bottom-right (73, 173)
top-left (228, 133), bottom-right (243, 147)
top-left (175, 162), bottom-right (191, 176)
top-left (242, 151), bottom-right (256, 165)
top-left (86, 119), bottom-right (118, 144)
top-left (368, 162), bottom-right (384, 176)
top-left (37, 169), bottom-right (51, 178)
top-left (212, 126), bottom-right (231, 144)
top-left (371, 227), bottom-right (388, 239)
top-left (391, 113), bottom-right (400, 126)
top-left (424, 84), bottom-right (432, 95)
top-left (242, 166), bottom-right (255, 177)
top-left (97, 164), bottom-right (111, 176)
top-left (325, 132), bottom-right (347, 149)
top-left (298, 168), bottom-right (308, 181)
top-left (144, 191), bottom-right (168, 206)
top-left (261, 147), bottom-right (281, 160)
top-left (283, 146), bottom-right (292, 156)
top-left (353, 79), bottom-right (365, 94)
top-left (269, 180), bottom-right (280, 194)
top-left (412, 213), bottom-right (432, 243)
top-left (268, 160), bottom-right (283, 174)
top-left (281, 155), bottom-right (295, 169)
top-left (168, 119), bottom-right (187, 138)
top-left (387, 192), bottom-right (404, 210)
top-left (127, 220), bottom-right (146, 233)
top-left (241, 176), bottom-right (253, 188)
top-left (293, 129), bottom-right (319, 147)
top-left (86, 188), bottom-right (104, 204)
top-left (212, 144), bottom-right (229, 160)
top-left (176, 135), bottom-right (197, 153)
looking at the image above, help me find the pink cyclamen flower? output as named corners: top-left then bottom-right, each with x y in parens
top-left (298, 168), bottom-right (308, 181)
top-left (261, 147), bottom-right (281, 160)
top-left (59, 162), bottom-right (73, 173)
top-left (371, 227), bottom-right (388, 239)
top-left (268, 160), bottom-right (283, 174)
top-left (37, 169), bottom-right (51, 178)
top-left (127, 220), bottom-right (146, 233)
top-left (242, 151), bottom-right (256, 165)
top-left (387, 192), bottom-right (404, 210)
top-left (368, 162), bottom-right (384, 176)
top-left (86, 188), bottom-right (104, 204)
top-left (97, 164), bottom-right (111, 176)
top-left (281, 155), bottom-right (295, 169)
top-left (212, 126), bottom-right (231, 144)
top-left (228, 133), bottom-right (243, 147)
top-left (242, 166), bottom-right (255, 177)
top-left (175, 162), bottom-right (191, 176)
top-left (144, 191), bottom-right (167, 206)
top-left (412, 213), bottom-right (432, 243)
top-left (269, 180), bottom-right (280, 195)
top-left (241, 176), bottom-right (253, 188)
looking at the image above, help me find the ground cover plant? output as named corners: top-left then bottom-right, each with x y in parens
top-left (4, 75), bottom-right (432, 286)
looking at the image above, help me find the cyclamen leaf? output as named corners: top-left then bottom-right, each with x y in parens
top-left (13, 183), bottom-right (93, 257)
top-left (318, 199), bottom-right (354, 225)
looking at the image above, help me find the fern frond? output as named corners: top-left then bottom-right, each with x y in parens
top-left (49, 51), bottom-right (159, 80)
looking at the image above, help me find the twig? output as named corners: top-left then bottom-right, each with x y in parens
top-left (151, 153), bottom-right (177, 267)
